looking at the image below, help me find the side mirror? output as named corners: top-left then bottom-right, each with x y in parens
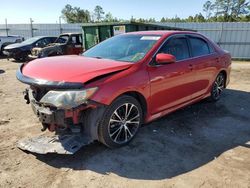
top-left (156, 53), bottom-right (176, 64)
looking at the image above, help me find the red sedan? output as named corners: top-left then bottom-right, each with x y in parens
top-left (17, 31), bottom-right (231, 150)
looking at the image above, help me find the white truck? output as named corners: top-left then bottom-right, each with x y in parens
top-left (0, 35), bottom-right (24, 55)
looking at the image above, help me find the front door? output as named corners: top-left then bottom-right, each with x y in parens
top-left (148, 36), bottom-right (196, 115)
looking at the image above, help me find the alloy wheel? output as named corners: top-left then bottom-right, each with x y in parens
top-left (108, 103), bottom-right (140, 144)
top-left (212, 74), bottom-right (225, 100)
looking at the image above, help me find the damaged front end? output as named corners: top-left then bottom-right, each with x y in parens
top-left (30, 44), bottom-right (64, 59)
top-left (16, 65), bottom-right (105, 154)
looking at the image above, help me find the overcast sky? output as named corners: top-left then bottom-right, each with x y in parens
top-left (0, 0), bottom-right (207, 24)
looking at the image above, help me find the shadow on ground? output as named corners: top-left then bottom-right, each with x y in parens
top-left (34, 89), bottom-right (250, 180)
top-left (0, 55), bottom-right (29, 63)
top-left (0, 69), bottom-right (5, 74)
top-left (0, 55), bottom-right (6, 59)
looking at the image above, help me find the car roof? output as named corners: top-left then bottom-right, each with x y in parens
top-left (59, 33), bottom-right (81, 35)
top-left (0, 35), bottom-right (21, 38)
top-left (31, 36), bottom-right (56, 39)
top-left (125, 30), bottom-right (198, 37)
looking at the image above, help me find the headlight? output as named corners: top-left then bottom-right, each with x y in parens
top-left (40, 87), bottom-right (98, 109)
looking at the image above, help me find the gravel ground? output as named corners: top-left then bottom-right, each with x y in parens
top-left (0, 58), bottom-right (249, 188)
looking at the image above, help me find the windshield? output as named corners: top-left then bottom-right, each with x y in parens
top-left (21, 37), bottom-right (43, 45)
top-left (83, 34), bottom-right (161, 62)
top-left (55, 35), bottom-right (69, 44)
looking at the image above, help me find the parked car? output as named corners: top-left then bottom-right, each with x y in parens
top-left (30, 33), bottom-right (83, 58)
top-left (0, 35), bottom-right (24, 55)
top-left (16, 31), bottom-right (231, 154)
top-left (3, 36), bottom-right (57, 61)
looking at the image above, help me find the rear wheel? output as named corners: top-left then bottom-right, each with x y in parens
top-left (210, 73), bottom-right (225, 101)
top-left (98, 95), bottom-right (143, 148)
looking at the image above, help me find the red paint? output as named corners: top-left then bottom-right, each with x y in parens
top-left (21, 31), bottom-right (231, 124)
top-left (156, 53), bottom-right (176, 64)
top-left (22, 55), bottom-right (132, 82)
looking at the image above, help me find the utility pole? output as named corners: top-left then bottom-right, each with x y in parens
top-left (30, 18), bottom-right (34, 37)
top-left (59, 16), bottom-right (63, 34)
top-left (5, 18), bottom-right (8, 36)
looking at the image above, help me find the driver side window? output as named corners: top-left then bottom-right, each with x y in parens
top-left (159, 37), bottom-right (190, 61)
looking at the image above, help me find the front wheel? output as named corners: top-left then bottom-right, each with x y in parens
top-left (98, 95), bottom-right (143, 148)
top-left (14, 52), bottom-right (28, 62)
top-left (210, 73), bottom-right (225, 101)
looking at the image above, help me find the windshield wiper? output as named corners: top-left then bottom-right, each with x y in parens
top-left (93, 56), bottom-right (103, 59)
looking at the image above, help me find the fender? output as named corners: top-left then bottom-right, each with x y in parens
top-left (89, 64), bottom-right (150, 106)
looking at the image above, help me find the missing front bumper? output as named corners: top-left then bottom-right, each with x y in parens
top-left (18, 89), bottom-right (104, 154)
top-left (17, 134), bottom-right (92, 154)
top-left (23, 88), bottom-right (85, 130)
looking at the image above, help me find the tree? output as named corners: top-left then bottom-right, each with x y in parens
top-left (172, 15), bottom-right (183, 22)
top-left (232, 0), bottom-right (249, 20)
top-left (104, 12), bottom-right (118, 22)
top-left (148, 18), bottom-right (156, 23)
top-left (187, 16), bottom-right (195, 22)
top-left (208, 0), bottom-right (250, 21)
top-left (61, 4), bottom-right (90, 23)
top-left (130, 16), bottom-right (136, 22)
top-left (215, 0), bottom-right (235, 21)
top-left (194, 13), bottom-right (206, 22)
top-left (62, 2), bottom-right (250, 24)
top-left (94, 5), bottom-right (105, 22)
top-left (160, 17), bottom-right (166, 22)
top-left (203, 1), bottom-right (214, 19)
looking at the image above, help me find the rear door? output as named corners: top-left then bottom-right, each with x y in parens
top-left (187, 35), bottom-right (218, 99)
top-left (148, 35), bottom-right (197, 114)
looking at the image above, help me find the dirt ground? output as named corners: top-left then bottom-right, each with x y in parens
top-left (0, 58), bottom-right (249, 188)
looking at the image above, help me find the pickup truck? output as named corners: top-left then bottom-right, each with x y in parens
top-left (30, 33), bottom-right (83, 58)
top-left (0, 35), bottom-right (24, 55)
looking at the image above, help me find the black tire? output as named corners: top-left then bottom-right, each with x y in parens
top-left (210, 72), bottom-right (226, 102)
top-left (98, 95), bottom-right (143, 148)
top-left (14, 57), bottom-right (23, 61)
top-left (14, 52), bottom-right (28, 62)
top-left (0, 47), bottom-right (4, 56)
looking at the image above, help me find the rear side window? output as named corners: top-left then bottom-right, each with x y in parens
top-left (189, 37), bottom-right (210, 57)
top-left (35, 38), bottom-right (50, 47)
top-left (43, 38), bottom-right (51, 45)
top-left (71, 36), bottom-right (82, 45)
top-left (159, 37), bottom-right (190, 61)
top-left (50, 37), bottom-right (56, 43)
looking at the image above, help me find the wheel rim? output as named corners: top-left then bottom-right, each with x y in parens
top-left (212, 74), bottom-right (225, 99)
top-left (108, 103), bottom-right (140, 144)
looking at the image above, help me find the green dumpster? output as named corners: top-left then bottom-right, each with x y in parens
top-left (82, 22), bottom-right (195, 50)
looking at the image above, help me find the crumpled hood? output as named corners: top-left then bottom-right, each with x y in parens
top-left (39, 44), bottom-right (63, 53)
top-left (21, 55), bottom-right (133, 83)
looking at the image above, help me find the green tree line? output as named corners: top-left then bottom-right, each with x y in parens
top-left (62, 0), bottom-right (250, 23)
